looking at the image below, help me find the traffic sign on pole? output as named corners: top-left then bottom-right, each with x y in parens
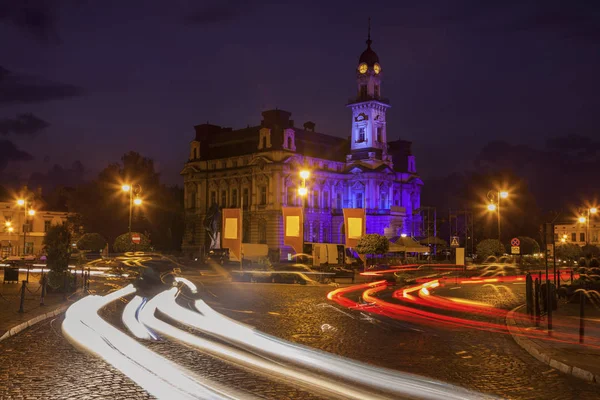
top-left (511, 237), bottom-right (520, 247)
top-left (131, 233), bottom-right (141, 244)
top-left (511, 246), bottom-right (520, 255)
top-left (450, 236), bottom-right (460, 247)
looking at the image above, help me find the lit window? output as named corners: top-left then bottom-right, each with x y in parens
top-left (358, 127), bottom-right (365, 142)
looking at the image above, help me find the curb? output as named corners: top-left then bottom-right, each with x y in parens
top-left (0, 304), bottom-right (70, 343)
top-left (506, 305), bottom-right (599, 384)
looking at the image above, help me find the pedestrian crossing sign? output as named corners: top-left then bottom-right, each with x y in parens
top-left (450, 236), bottom-right (460, 247)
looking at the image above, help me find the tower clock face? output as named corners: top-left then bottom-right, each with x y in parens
top-left (358, 63), bottom-right (368, 74)
top-left (374, 63), bottom-right (381, 74)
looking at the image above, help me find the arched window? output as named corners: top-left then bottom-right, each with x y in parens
top-left (258, 219), bottom-right (267, 244)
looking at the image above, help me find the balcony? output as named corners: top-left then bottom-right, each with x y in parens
top-left (347, 95), bottom-right (390, 105)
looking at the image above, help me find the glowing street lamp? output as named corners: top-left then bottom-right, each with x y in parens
top-left (486, 190), bottom-right (509, 240)
top-left (7, 227), bottom-right (14, 233)
top-left (121, 183), bottom-right (142, 239)
top-left (297, 187), bottom-right (308, 197)
top-left (28, 209), bottom-right (35, 216)
top-left (591, 207), bottom-right (598, 214)
top-left (578, 216), bottom-right (586, 224)
top-left (17, 199), bottom-right (25, 206)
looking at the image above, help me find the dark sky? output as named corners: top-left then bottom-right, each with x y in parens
top-left (1, 0), bottom-right (599, 186)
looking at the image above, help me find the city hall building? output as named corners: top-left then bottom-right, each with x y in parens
top-left (181, 35), bottom-right (423, 258)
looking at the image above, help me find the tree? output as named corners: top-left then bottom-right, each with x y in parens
top-left (582, 244), bottom-right (600, 259)
top-left (476, 239), bottom-right (506, 261)
top-left (113, 232), bottom-right (151, 253)
top-left (44, 223), bottom-right (71, 273)
top-left (516, 236), bottom-right (540, 255)
top-left (356, 234), bottom-right (389, 266)
top-left (76, 233), bottom-right (107, 252)
top-left (555, 243), bottom-right (582, 264)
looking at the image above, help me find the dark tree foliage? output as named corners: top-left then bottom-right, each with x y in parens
top-left (516, 236), bottom-right (540, 255)
top-left (113, 232), bottom-right (151, 253)
top-left (76, 233), bottom-right (106, 252)
top-left (43, 223), bottom-right (71, 273)
top-left (68, 151), bottom-right (184, 252)
top-left (476, 239), bottom-right (506, 261)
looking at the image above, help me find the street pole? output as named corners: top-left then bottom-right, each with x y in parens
top-left (128, 188), bottom-right (133, 239)
top-left (497, 191), bottom-right (501, 242)
top-left (22, 208), bottom-right (27, 257)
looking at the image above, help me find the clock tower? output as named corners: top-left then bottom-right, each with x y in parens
top-left (347, 20), bottom-right (391, 162)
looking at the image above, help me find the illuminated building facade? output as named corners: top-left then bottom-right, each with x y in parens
top-left (181, 35), bottom-right (423, 258)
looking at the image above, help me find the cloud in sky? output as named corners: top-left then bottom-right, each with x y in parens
top-left (0, 0), bottom-right (60, 42)
top-left (185, 1), bottom-right (257, 25)
top-left (0, 65), bottom-right (85, 105)
top-left (0, 113), bottom-right (49, 136)
top-left (0, 139), bottom-right (33, 171)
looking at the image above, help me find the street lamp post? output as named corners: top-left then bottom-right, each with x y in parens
top-left (486, 190), bottom-right (508, 241)
top-left (121, 184), bottom-right (142, 240)
top-left (298, 170), bottom-right (310, 251)
top-left (16, 199), bottom-right (35, 257)
top-left (579, 207), bottom-right (597, 245)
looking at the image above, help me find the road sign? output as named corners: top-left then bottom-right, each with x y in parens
top-left (511, 246), bottom-right (520, 254)
top-left (131, 233), bottom-right (141, 244)
top-left (450, 236), bottom-right (460, 247)
top-left (511, 237), bottom-right (520, 247)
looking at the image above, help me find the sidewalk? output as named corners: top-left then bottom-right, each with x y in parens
top-left (0, 269), bottom-right (121, 341)
top-left (506, 302), bottom-right (600, 384)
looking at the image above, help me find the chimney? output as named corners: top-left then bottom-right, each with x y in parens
top-left (303, 121), bottom-right (315, 132)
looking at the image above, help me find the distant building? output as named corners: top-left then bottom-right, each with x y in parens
top-left (181, 33), bottom-right (423, 258)
top-left (0, 188), bottom-right (71, 258)
top-left (554, 223), bottom-right (599, 246)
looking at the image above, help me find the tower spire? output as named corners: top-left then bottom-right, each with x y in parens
top-left (366, 17), bottom-right (372, 47)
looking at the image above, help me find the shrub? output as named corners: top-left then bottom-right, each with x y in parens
top-left (589, 258), bottom-right (599, 268)
top-left (476, 239), bottom-right (506, 261)
top-left (43, 223), bottom-right (71, 274)
top-left (113, 232), bottom-right (151, 252)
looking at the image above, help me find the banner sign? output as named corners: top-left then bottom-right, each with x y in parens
top-left (283, 207), bottom-right (304, 255)
top-left (221, 208), bottom-right (242, 262)
top-left (343, 208), bottom-right (366, 249)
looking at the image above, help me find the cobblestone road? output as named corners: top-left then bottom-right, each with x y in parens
top-left (1, 278), bottom-right (599, 399)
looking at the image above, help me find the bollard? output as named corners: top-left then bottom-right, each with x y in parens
top-left (73, 268), bottom-right (77, 288)
top-left (570, 270), bottom-right (573, 284)
top-left (525, 273), bottom-right (533, 316)
top-left (81, 266), bottom-right (85, 288)
top-left (87, 267), bottom-right (91, 290)
top-left (579, 291), bottom-right (585, 344)
top-left (26, 265), bottom-right (30, 283)
top-left (547, 279), bottom-right (552, 333)
top-left (40, 273), bottom-right (46, 306)
top-left (18, 280), bottom-right (26, 313)
top-left (534, 278), bottom-right (540, 327)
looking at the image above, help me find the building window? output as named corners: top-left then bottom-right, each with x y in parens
top-left (571, 233), bottom-right (577, 242)
top-left (592, 231), bottom-right (599, 243)
top-left (336, 192), bottom-right (342, 209)
top-left (211, 163), bottom-right (216, 170)
top-left (287, 187), bottom-right (295, 206)
top-left (360, 84), bottom-right (367, 98)
top-left (220, 161), bottom-right (227, 169)
top-left (210, 191), bottom-right (217, 206)
top-left (323, 191), bottom-right (330, 210)
top-left (380, 192), bottom-right (387, 209)
top-left (243, 188), bottom-right (249, 209)
top-left (189, 192), bottom-right (196, 209)
top-left (313, 190), bottom-right (319, 209)
top-left (231, 189), bottom-right (238, 207)
top-left (358, 127), bottom-right (365, 142)
top-left (243, 219), bottom-right (250, 242)
top-left (374, 84), bottom-right (380, 98)
top-left (232, 160), bottom-right (238, 168)
top-left (580, 232), bottom-right (585, 242)
top-left (355, 193), bottom-right (363, 208)
top-left (258, 219), bottom-right (267, 244)
top-left (259, 186), bottom-right (267, 205)
top-left (221, 190), bottom-right (227, 207)
top-left (24, 242), bottom-right (33, 255)
top-left (44, 220), bottom-right (52, 232)
top-left (377, 126), bottom-right (383, 142)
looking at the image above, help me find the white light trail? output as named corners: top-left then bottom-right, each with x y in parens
top-left (174, 277), bottom-right (198, 293)
top-left (62, 285), bottom-right (248, 400)
top-left (140, 289), bottom-right (387, 400)
top-left (122, 295), bottom-right (156, 340)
